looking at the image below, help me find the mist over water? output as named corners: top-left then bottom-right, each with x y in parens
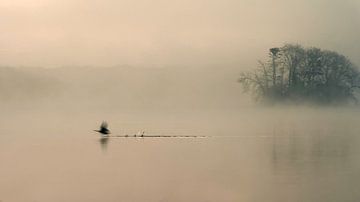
top-left (1, 66), bottom-right (360, 202)
top-left (1, 0), bottom-right (360, 201)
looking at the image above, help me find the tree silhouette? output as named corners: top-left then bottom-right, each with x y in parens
top-left (239, 44), bottom-right (360, 104)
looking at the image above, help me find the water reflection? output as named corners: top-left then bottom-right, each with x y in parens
top-left (99, 137), bottom-right (109, 151)
top-left (271, 131), bottom-right (352, 174)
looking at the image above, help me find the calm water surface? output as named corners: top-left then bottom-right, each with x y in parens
top-left (0, 108), bottom-right (359, 202)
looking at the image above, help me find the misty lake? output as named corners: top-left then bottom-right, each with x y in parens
top-left (0, 107), bottom-right (360, 202)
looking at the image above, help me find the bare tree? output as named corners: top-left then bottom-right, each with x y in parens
top-left (239, 44), bottom-right (360, 104)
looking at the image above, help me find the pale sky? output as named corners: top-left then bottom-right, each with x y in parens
top-left (0, 0), bottom-right (359, 67)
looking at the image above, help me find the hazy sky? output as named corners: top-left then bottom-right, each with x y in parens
top-left (0, 0), bottom-right (359, 68)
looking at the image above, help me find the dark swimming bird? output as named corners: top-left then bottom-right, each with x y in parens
top-left (94, 121), bottom-right (111, 135)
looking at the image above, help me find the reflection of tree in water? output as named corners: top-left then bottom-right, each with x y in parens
top-left (310, 134), bottom-right (350, 159)
top-left (271, 130), bottom-right (352, 174)
top-left (99, 137), bottom-right (109, 151)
